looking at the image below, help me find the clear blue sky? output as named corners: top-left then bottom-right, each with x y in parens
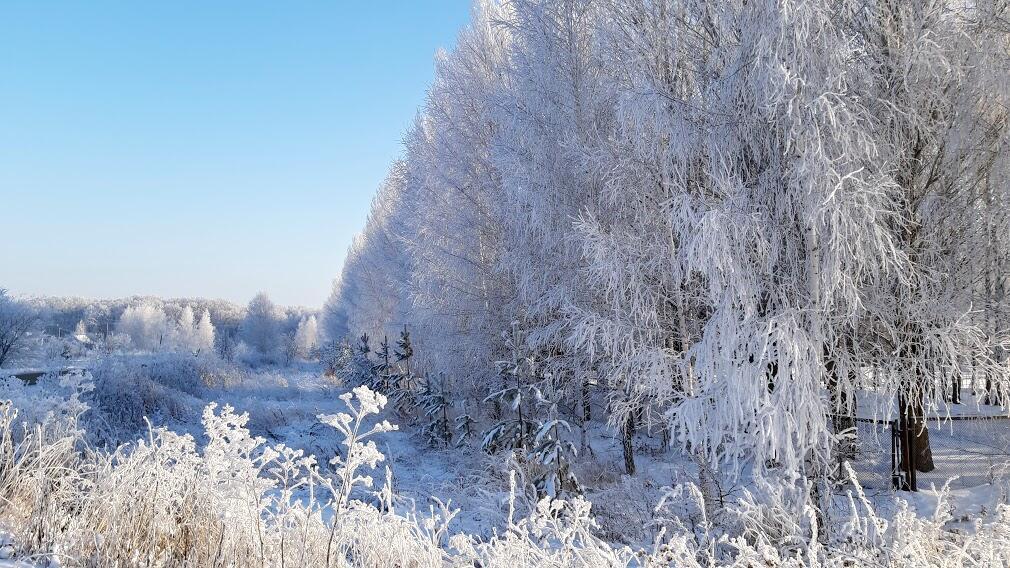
top-left (1, 1), bottom-right (470, 308)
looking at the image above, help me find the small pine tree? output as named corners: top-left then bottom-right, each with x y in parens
top-left (352, 333), bottom-right (375, 385)
top-left (394, 325), bottom-right (413, 374)
top-left (528, 382), bottom-right (580, 498)
top-left (389, 325), bottom-right (418, 414)
top-left (419, 375), bottom-right (453, 447)
top-left (481, 326), bottom-right (538, 454)
top-left (455, 413), bottom-right (476, 448)
top-left (371, 336), bottom-right (394, 393)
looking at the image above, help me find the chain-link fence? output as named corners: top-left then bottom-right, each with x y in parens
top-left (844, 413), bottom-right (1010, 492)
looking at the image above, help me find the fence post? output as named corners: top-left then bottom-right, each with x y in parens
top-left (890, 418), bottom-right (917, 491)
top-left (895, 395), bottom-right (918, 492)
top-left (891, 419), bottom-right (899, 489)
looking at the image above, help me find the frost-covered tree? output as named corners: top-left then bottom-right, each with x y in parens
top-left (371, 336), bottom-right (395, 394)
top-left (195, 309), bottom-right (215, 353)
top-left (116, 303), bottom-right (170, 351)
top-left (565, 0), bottom-right (718, 472)
top-left (389, 325), bottom-right (420, 414)
top-left (494, 0), bottom-right (609, 426)
top-left (0, 289), bottom-right (38, 368)
top-left (323, 165), bottom-right (413, 349)
top-left (394, 325), bottom-right (413, 375)
top-left (352, 333), bottom-right (375, 385)
top-left (844, 0), bottom-right (1010, 480)
top-left (174, 305), bottom-right (198, 352)
top-left (419, 375), bottom-right (453, 447)
top-left (293, 315), bottom-right (319, 360)
top-left (482, 325), bottom-right (539, 454)
top-left (239, 292), bottom-right (282, 361)
top-left (399, 0), bottom-right (516, 399)
top-left (529, 383), bottom-right (580, 498)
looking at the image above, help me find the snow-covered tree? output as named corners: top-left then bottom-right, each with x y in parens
top-left (293, 315), bottom-right (319, 360)
top-left (239, 292), bottom-right (282, 362)
top-left (399, 0), bottom-right (516, 399)
top-left (481, 325), bottom-right (539, 454)
top-left (494, 0), bottom-right (609, 425)
top-left (371, 336), bottom-right (395, 394)
top-left (116, 303), bottom-right (170, 351)
top-left (419, 375), bottom-right (453, 447)
top-left (529, 382), bottom-right (579, 498)
top-left (0, 289), bottom-right (38, 368)
top-left (174, 305), bottom-right (198, 352)
top-left (843, 0), bottom-right (1010, 482)
top-left (195, 309), bottom-right (215, 353)
top-left (323, 165), bottom-right (413, 348)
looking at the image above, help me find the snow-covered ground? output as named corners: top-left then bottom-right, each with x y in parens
top-left (1, 353), bottom-right (686, 547)
top-left (5, 353), bottom-right (1010, 566)
top-left (847, 389), bottom-right (1010, 491)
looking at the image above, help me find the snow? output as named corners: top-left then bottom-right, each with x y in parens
top-left (5, 351), bottom-right (1010, 565)
top-left (845, 388), bottom-right (1010, 491)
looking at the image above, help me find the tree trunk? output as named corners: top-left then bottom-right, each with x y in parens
top-left (898, 323), bottom-right (935, 485)
top-left (694, 452), bottom-right (720, 522)
top-left (898, 391), bottom-right (934, 486)
top-left (622, 411), bottom-right (636, 475)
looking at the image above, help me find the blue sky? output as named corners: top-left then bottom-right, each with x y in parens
top-left (1, 1), bottom-right (470, 308)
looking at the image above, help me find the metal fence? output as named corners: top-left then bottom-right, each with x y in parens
top-left (844, 414), bottom-right (1010, 492)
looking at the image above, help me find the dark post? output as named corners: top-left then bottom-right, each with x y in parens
top-left (897, 394), bottom-right (918, 491)
top-left (891, 420), bottom-right (899, 489)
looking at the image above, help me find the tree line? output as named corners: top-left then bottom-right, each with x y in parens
top-left (323, 0), bottom-right (1010, 499)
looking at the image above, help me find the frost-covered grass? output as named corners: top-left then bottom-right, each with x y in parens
top-left (1, 363), bottom-right (1010, 566)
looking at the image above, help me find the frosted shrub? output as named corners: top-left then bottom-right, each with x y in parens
top-left (7, 382), bottom-right (1010, 566)
top-left (0, 372), bottom-right (93, 564)
top-left (317, 386), bottom-right (398, 512)
top-left (458, 473), bottom-right (636, 568)
top-left (87, 356), bottom-right (202, 443)
top-left (0, 370), bottom-right (93, 441)
top-left (86, 354), bottom-right (253, 443)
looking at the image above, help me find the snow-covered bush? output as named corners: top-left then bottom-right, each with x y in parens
top-left (6, 380), bottom-right (1010, 566)
top-left (85, 354), bottom-right (245, 442)
top-left (0, 370), bottom-right (92, 440)
top-left (87, 356), bottom-right (203, 442)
